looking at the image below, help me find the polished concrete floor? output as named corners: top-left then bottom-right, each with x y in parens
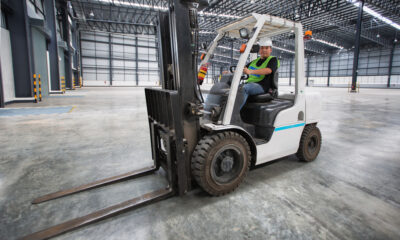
top-left (1, 86), bottom-right (400, 240)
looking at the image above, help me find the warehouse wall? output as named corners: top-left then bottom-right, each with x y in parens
top-left (80, 31), bottom-right (159, 86)
top-left (279, 45), bottom-right (400, 88)
top-left (0, 27), bottom-right (16, 102)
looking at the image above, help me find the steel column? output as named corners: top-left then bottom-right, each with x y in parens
top-left (351, 0), bottom-right (364, 92)
top-left (59, 2), bottom-right (72, 89)
top-left (327, 55), bottom-right (332, 87)
top-left (135, 36), bottom-right (139, 86)
top-left (109, 34), bottom-right (113, 86)
top-left (230, 40), bottom-right (234, 65)
top-left (306, 57), bottom-right (310, 86)
top-left (79, 31), bottom-right (83, 86)
top-left (0, 62), bottom-right (4, 108)
top-left (387, 43), bottom-right (396, 88)
top-left (289, 58), bottom-right (293, 86)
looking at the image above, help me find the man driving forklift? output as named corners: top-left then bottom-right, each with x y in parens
top-left (241, 37), bottom-right (280, 108)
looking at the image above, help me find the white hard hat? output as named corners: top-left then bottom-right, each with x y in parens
top-left (259, 37), bottom-right (273, 47)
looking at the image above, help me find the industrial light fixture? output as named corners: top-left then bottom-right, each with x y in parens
top-left (98, 0), bottom-right (244, 19)
top-left (377, 33), bottom-right (380, 38)
top-left (395, 38), bottom-right (398, 43)
top-left (313, 38), bottom-right (344, 49)
top-left (199, 30), bottom-right (215, 34)
top-left (98, 0), bottom-right (168, 10)
top-left (89, 10), bottom-right (94, 17)
top-left (214, 53), bottom-right (239, 60)
top-left (218, 45), bottom-right (239, 51)
top-left (198, 11), bottom-right (242, 19)
top-left (274, 46), bottom-right (295, 54)
top-left (200, 51), bottom-right (239, 61)
top-left (347, 0), bottom-right (400, 31)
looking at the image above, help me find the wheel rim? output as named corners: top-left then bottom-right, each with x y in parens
top-left (210, 144), bottom-right (244, 185)
top-left (307, 135), bottom-right (319, 155)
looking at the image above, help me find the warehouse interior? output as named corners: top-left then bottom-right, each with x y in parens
top-left (0, 0), bottom-right (400, 239)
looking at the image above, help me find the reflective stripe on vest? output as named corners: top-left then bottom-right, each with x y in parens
top-left (246, 56), bottom-right (280, 83)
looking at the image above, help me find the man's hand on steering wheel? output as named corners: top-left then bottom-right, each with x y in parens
top-left (243, 67), bottom-right (252, 75)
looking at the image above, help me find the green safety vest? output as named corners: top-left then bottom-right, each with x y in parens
top-left (246, 56), bottom-right (280, 83)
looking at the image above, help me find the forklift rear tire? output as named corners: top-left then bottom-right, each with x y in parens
top-left (191, 131), bottom-right (251, 196)
top-left (297, 124), bottom-right (321, 162)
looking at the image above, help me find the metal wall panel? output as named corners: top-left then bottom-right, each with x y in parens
top-left (279, 45), bottom-right (400, 87)
top-left (81, 31), bottom-right (159, 86)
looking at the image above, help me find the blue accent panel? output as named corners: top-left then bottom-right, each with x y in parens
top-left (275, 123), bottom-right (305, 131)
top-left (0, 106), bottom-right (73, 117)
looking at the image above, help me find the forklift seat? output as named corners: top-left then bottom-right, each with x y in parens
top-left (241, 98), bottom-right (293, 128)
top-left (247, 93), bottom-right (274, 102)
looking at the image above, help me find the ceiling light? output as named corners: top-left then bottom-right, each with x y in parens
top-left (199, 30), bottom-right (215, 34)
top-left (394, 38), bottom-right (398, 43)
top-left (376, 33), bottom-right (380, 38)
top-left (347, 0), bottom-right (400, 30)
top-left (89, 10), bottom-right (94, 17)
top-left (98, 0), bottom-right (168, 10)
top-left (274, 46), bottom-right (295, 54)
top-left (313, 38), bottom-right (344, 49)
top-left (218, 46), bottom-right (239, 51)
top-left (198, 11), bottom-right (242, 19)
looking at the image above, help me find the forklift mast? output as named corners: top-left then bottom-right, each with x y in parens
top-left (146, 0), bottom-right (206, 195)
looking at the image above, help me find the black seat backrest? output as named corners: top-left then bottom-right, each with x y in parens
top-left (271, 70), bottom-right (279, 93)
top-left (247, 70), bottom-right (279, 103)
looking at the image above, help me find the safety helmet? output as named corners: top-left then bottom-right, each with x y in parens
top-left (258, 37), bottom-right (273, 47)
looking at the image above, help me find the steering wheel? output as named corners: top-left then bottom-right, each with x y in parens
top-left (229, 66), bottom-right (236, 73)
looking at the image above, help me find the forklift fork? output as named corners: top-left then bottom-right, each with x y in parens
top-left (20, 89), bottom-right (186, 240)
top-left (32, 166), bottom-right (158, 204)
top-left (21, 188), bottom-right (174, 240)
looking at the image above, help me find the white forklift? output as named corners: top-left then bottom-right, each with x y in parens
top-left (194, 12), bottom-right (322, 195)
top-left (21, 3), bottom-right (321, 239)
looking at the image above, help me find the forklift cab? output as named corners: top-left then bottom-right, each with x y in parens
top-left (200, 13), bottom-right (321, 168)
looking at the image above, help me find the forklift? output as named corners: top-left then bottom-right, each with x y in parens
top-left (21, 0), bottom-right (321, 239)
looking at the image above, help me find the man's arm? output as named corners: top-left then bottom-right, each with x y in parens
top-left (243, 57), bottom-right (277, 75)
top-left (244, 67), bottom-right (272, 75)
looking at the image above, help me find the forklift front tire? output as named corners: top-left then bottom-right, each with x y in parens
top-left (297, 124), bottom-right (322, 162)
top-left (191, 131), bottom-right (251, 196)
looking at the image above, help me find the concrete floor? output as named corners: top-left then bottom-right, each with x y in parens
top-left (1, 86), bottom-right (400, 240)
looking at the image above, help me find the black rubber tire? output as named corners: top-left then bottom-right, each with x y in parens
top-left (191, 131), bottom-right (251, 196)
top-left (297, 124), bottom-right (322, 162)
